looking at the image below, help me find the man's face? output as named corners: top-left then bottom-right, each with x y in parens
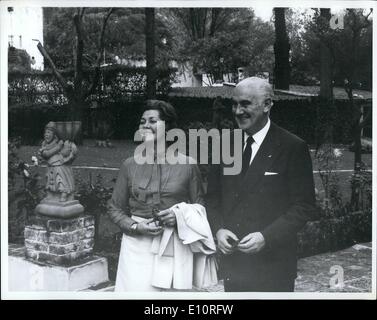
top-left (232, 83), bottom-right (271, 135)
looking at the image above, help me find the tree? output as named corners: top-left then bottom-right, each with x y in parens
top-left (37, 8), bottom-right (114, 120)
top-left (145, 8), bottom-right (156, 99)
top-left (338, 9), bottom-right (372, 208)
top-left (166, 8), bottom-right (274, 84)
top-left (314, 8), bottom-right (336, 144)
top-left (273, 8), bottom-right (290, 89)
top-left (289, 8), bottom-right (372, 89)
top-left (167, 8), bottom-right (242, 82)
top-left (288, 10), bottom-right (323, 86)
top-left (303, 8), bottom-right (372, 208)
top-left (319, 9), bottom-right (333, 100)
top-left (43, 8), bottom-right (173, 69)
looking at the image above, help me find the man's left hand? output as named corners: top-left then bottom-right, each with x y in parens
top-left (237, 232), bottom-right (265, 254)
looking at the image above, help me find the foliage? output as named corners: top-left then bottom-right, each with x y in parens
top-left (8, 71), bottom-right (67, 106)
top-left (8, 46), bottom-right (32, 73)
top-left (9, 94), bottom-right (369, 146)
top-left (327, 9), bottom-right (372, 90)
top-left (166, 8), bottom-right (275, 82)
top-left (349, 164), bottom-right (372, 212)
top-left (298, 209), bottom-right (372, 258)
top-left (314, 144), bottom-right (343, 213)
top-left (75, 173), bottom-right (115, 249)
top-left (43, 7), bottom-right (174, 69)
top-left (287, 9), bottom-right (320, 86)
top-left (293, 9), bottom-right (373, 89)
top-left (8, 138), bottom-right (44, 243)
top-left (8, 65), bottom-right (175, 106)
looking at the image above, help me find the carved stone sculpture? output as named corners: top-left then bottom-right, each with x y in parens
top-left (35, 122), bottom-right (84, 218)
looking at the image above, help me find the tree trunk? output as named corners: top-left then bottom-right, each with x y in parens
top-left (319, 8), bottom-right (335, 144)
top-left (273, 8), bottom-right (290, 90)
top-left (319, 9), bottom-right (333, 100)
top-left (145, 8), bottom-right (156, 99)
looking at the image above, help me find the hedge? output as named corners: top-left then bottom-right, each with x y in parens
top-left (297, 210), bottom-right (372, 258)
top-left (9, 96), bottom-right (370, 145)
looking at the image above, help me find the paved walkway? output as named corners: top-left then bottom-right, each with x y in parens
top-left (295, 242), bottom-right (372, 292)
top-left (199, 242), bottom-right (373, 292)
top-left (9, 242), bottom-right (372, 293)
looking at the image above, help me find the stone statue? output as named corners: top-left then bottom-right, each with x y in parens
top-left (36, 121), bottom-right (83, 218)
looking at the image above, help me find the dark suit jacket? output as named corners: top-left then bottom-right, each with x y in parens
top-left (206, 122), bottom-right (317, 286)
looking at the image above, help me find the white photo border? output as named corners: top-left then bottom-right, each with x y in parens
top-left (1, 0), bottom-right (376, 300)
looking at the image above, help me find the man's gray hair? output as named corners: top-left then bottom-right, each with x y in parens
top-left (236, 76), bottom-right (274, 102)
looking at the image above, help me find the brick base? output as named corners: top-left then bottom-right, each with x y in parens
top-left (24, 214), bottom-right (95, 265)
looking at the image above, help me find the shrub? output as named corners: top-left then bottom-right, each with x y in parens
top-left (349, 166), bottom-right (372, 212)
top-left (75, 172), bottom-right (115, 249)
top-left (298, 209), bottom-right (372, 258)
top-left (314, 144), bottom-right (344, 214)
top-left (9, 94), bottom-right (369, 146)
top-left (8, 137), bottom-right (44, 243)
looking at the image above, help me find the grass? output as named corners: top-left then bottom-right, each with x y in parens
top-left (17, 140), bottom-right (372, 200)
top-left (17, 139), bottom-right (372, 170)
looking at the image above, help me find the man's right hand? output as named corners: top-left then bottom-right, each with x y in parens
top-left (134, 218), bottom-right (163, 236)
top-left (216, 229), bottom-right (239, 255)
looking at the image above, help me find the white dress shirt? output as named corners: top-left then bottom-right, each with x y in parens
top-left (243, 118), bottom-right (271, 165)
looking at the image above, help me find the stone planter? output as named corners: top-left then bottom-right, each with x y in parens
top-left (55, 121), bottom-right (82, 142)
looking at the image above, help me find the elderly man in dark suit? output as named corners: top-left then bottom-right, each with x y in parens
top-left (206, 77), bottom-right (317, 292)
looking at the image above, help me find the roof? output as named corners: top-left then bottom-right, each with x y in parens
top-left (168, 85), bottom-right (372, 101)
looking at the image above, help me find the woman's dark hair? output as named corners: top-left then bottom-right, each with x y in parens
top-left (142, 99), bottom-right (178, 130)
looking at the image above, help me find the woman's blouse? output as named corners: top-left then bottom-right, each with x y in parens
top-left (108, 154), bottom-right (205, 233)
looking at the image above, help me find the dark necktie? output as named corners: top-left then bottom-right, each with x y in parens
top-left (241, 136), bottom-right (254, 176)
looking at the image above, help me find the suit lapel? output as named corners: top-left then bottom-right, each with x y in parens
top-left (236, 122), bottom-right (282, 201)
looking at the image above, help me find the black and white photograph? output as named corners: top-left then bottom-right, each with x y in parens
top-left (1, 0), bottom-right (375, 300)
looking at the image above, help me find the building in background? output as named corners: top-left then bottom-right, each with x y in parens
top-left (6, 7), bottom-right (44, 70)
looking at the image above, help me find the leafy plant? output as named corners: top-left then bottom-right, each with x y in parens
top-left (349, 163), bottom-right (372, 212)
top-left (75, 172), bottom-right (115, 249)
top-left (8, 138), bottom-right (44, 243)
top-left (314, 144), bottom-right (343, 215)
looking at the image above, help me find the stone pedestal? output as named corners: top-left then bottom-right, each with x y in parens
top-left (9, 244), bottom-right (109, 291)
top-left (8, 213), bottom-right (110, 291)
top-left (24, 214), bottom-right (95, 265)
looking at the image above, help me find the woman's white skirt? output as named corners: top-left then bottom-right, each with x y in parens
top-left (114, 231), bottom-right (164, 292)
top-left (114, 214), bottom-right (166, 292)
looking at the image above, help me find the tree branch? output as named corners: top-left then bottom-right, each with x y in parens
top-left (79, 7), bottom-right (85, 19)
top-left (36, 42), bottom-right (72, 96)
top-left (86, 8), bottom-right (114, 97)
top-left (361, 8), bottom-right (373, 28)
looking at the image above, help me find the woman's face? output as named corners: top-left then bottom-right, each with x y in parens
top-left (44, 129), bottom-right (55, 143)
top-left (139, 110), bottom-right (166, 143)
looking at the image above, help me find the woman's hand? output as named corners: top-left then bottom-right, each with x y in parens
top-left (134, 218), bottom-right (163, 236)
top-left (154, 209), bottom-right (177, 228)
